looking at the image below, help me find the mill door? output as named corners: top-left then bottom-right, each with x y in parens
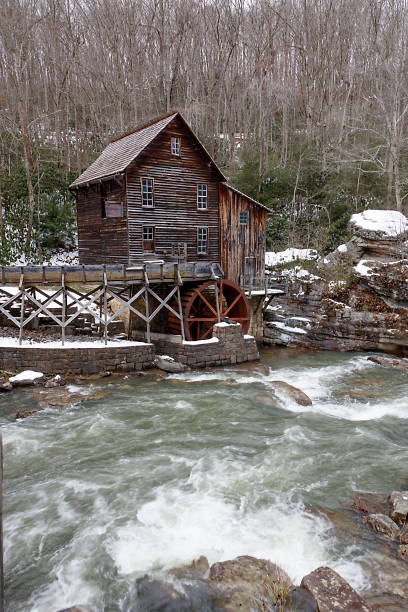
top-left (143, 226), bottom-right (155, 253)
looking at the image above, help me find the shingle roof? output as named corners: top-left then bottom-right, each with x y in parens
top-left (222, 183), bottom-right (270, 212)
top-left (70, 112), bottom-right (178, 188)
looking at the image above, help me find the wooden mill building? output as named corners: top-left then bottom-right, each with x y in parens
top-left (70, 111), bottom-right (268, 288)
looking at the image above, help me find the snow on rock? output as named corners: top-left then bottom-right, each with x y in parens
top-left (265, 248), bottom-right (318, 267)
top-left (354, 260), bottom-right (375, 277)
top-left (337, 244), bottom-right (348, 253)
top-left (9, 370), bottom-right (45, 386)
top-left (349, 209), bottom-right (408, 240)
top-left (155, 355), bottom-right (186, 373)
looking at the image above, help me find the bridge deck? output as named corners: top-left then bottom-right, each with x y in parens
top-left (0, 262), bottom-right (223, 286)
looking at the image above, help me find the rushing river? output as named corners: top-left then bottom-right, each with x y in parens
top-left (2, 348), bottom-right (408, 611)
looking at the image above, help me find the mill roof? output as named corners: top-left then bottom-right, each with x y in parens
top-left (70, 111), bottom-right (225, 188)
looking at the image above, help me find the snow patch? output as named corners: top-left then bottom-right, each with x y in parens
top-left (350, 209), bottom-right (408, 237)
top-left (354, 260), bottom-right (374, 277)
top-left (9, 370), bottom-right (44, 383)
top-left (265, 248), bottom-right (318, 267)
top-left (269, 322), bottom-right (307, 335)
top-left (0, 337), bottom-right (149, 348)
top-left (337, 244), bottom-right (348, 253)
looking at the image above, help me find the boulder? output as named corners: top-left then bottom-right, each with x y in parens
top-left (397, 545), bottom-right (408, 562)
top-left (15, 408), bottom-right (41, 419)
top-left (209, 555), bottom-right (291, 611)
top-left (155, 355), bottom-right (187, 373)
top-left (136, 576), bottom-right (216, 611)
top-left (398, 525), bottom-right (408, 545)
top-left (9, 370), bottom-right (45, 386)
top-left (349, 492), bottom-right (389, 515)
top-left (368, 356), bottom-right (408, 373)
top-left (364, 514), bottom-right (400, 539)
top-left (270, 381), bottom-right (313, 406)
top-left (283, 586), bottom-right (317, 611)
top-left (388, 491), bottom-right (408, 523)
top-left (44, 374), bottom-right (67, 388)
top-left (0, 382), bottom-right (13, 392)
top-left (301, 566), bottom-right (374, 611)
top-left (348, 209), bottom-right (408, 241)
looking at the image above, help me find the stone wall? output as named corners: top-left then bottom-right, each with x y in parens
top-left (0, 343), bottom-right (154, 375)
top-left (151, 322), bottom-right (259, 368)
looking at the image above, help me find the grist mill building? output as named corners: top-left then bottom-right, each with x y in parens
top-left (69, 111), bottom-right (268, 341)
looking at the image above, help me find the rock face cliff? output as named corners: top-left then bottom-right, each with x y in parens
top-left (264, 210), bottom-right (408, 355)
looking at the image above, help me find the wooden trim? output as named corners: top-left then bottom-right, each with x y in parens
top-left (140, 176), bottom-right (154, 207)
top-left (197, 183), bottom-right (208, 210)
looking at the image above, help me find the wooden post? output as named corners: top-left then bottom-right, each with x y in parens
top-left (177, 285), bottom-right (185, 342)
top-left (144, 286), bottom-right (151, 343)
top-left (61, 267), bottom-right (66, 347)
top-left (18, 268), bottom-right (25, 346)
top-left (0, 432), bottom-right (3, 612)
top-left (214, 282), bottom-right (221, 323)
top-left (103, 266), bottom-right (108, 345)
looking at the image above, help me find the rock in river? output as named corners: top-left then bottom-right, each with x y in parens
top-left (155, 355), bottom-right (187, 373)
top-left (209, 555), bottom-right (292, 611)
top-left (388, 491), bottom-right (408, 523)
top-left (269, 381), bottom-right (313, 406)
top-left (301, 566), bottom-right (374, 611)
top-left (364, 514), bottom-right (400, 540)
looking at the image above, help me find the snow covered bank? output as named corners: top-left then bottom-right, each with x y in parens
top-left (265, 248), bottom-right (318, 268)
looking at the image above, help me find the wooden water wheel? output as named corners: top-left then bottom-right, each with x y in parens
top-left (168, 279), bottom-right (250, 341)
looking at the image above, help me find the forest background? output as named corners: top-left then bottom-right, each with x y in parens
top-left (1, 0), bottom-right (408, 263)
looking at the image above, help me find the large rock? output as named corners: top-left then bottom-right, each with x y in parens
top-left (155, 355), bottom-right (187, 373)
top-left (349, 492), bottom-right (389, 515)
top-left (209, 555), bottom-right (291, 611)
top-left (398, 545), bottom-right (408, 562)
top-left (270, 381), bottom-right (312, 406)
top-left (367, 356), bottom-right (408, 373)
top-left (398, 525), bottom-right (408, 545)
top-left (301, 566), bottom-right (374, 611)
top-left (365, 514), bottom-right (400, 539)
top-left (136, 576), bottom-right (216, 611)
top-left (388, 491), bottom-right (408, 523)
top-left (9, 370), bottom-right (45, 386)
top-left (264, 209), bottom-right (408, 355)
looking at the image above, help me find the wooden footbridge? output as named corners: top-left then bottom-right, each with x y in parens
top-left (0, 261), bottom-right (253, 345)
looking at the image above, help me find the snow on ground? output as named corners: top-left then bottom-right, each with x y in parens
top-left (0, 337), bottom-right (148, 348)
top-left (265, 248), bottom-right (318, 267)
top-left (7, 249), bottom-right (79, 267)
top-left (337, 244), bottom-right (348, 253)
top-left (349, 209), bottom-right (408, 237)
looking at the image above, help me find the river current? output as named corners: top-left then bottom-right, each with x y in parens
top-left (2, 348), bottom-right (408, 611)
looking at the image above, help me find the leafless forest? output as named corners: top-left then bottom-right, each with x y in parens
top-left (1, 0), bottom-right (408, 259)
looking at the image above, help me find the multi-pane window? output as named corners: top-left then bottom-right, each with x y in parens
top-left (197, 184), bottom-right (207, 209)
top-left (141, 178), bottom-right (153, 206)
top-left (197, 227), bottom-right (208, 254)
top-left (239, 211), bottom-right (249, 225)
top-left (171, 137), bottom-right (180, 156)
top-left (143, 226), bottom-right (153, 241)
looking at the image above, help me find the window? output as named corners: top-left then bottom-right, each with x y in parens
top-left (239, 211), bottom-right (249, 225)
top-left (143, 226), bottom-right (155, 252)
top-left (141, 178), bottom-right (153, 207)
top-left (171, 137), bottom-right (180, 156)
top-left (104, 201), bottom-right (124, 218)
top-left (197, 227), bottom-right (208, 254)
top-left (197, 184), bottom-right (207, 209)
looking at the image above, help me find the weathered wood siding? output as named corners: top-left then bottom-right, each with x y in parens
top-left (126, 116), bottom-right (221, 263)
top-left (76, 182), bottom-right (128, 264)
top-left (219, 184), bottom-right (266, 286)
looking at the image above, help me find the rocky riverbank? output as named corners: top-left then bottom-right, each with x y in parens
top-left (264, 209), bottom-right (408, 355)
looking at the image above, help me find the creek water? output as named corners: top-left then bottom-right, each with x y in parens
top-left (2, 348), bottom-right (408, 611)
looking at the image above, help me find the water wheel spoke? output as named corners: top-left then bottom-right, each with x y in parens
top-left (222, 293), bottom-right (244, 318)
top-left (186, 316), bottom-right (218, 322)
top-left (199, 326), bottom-right (214, 341)
top-left (195, 289), bottom-right (217, 316)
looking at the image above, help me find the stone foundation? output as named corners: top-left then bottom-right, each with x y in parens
top-left (0, 343), bottom-right (154, 375)
top-left (147, 322), bottom-right (259, 368)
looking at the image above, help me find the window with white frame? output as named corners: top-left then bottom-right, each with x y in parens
top-left (141, 178), bottom-right (153, 206)
top-left (197, 227), bottom-right (208, 254)
top-left (239, 210), bottom-right (249, 225)
top-left (197, 184), bottom-right (207, 209)
top-left (171, 137), bottom-right (180, 156)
